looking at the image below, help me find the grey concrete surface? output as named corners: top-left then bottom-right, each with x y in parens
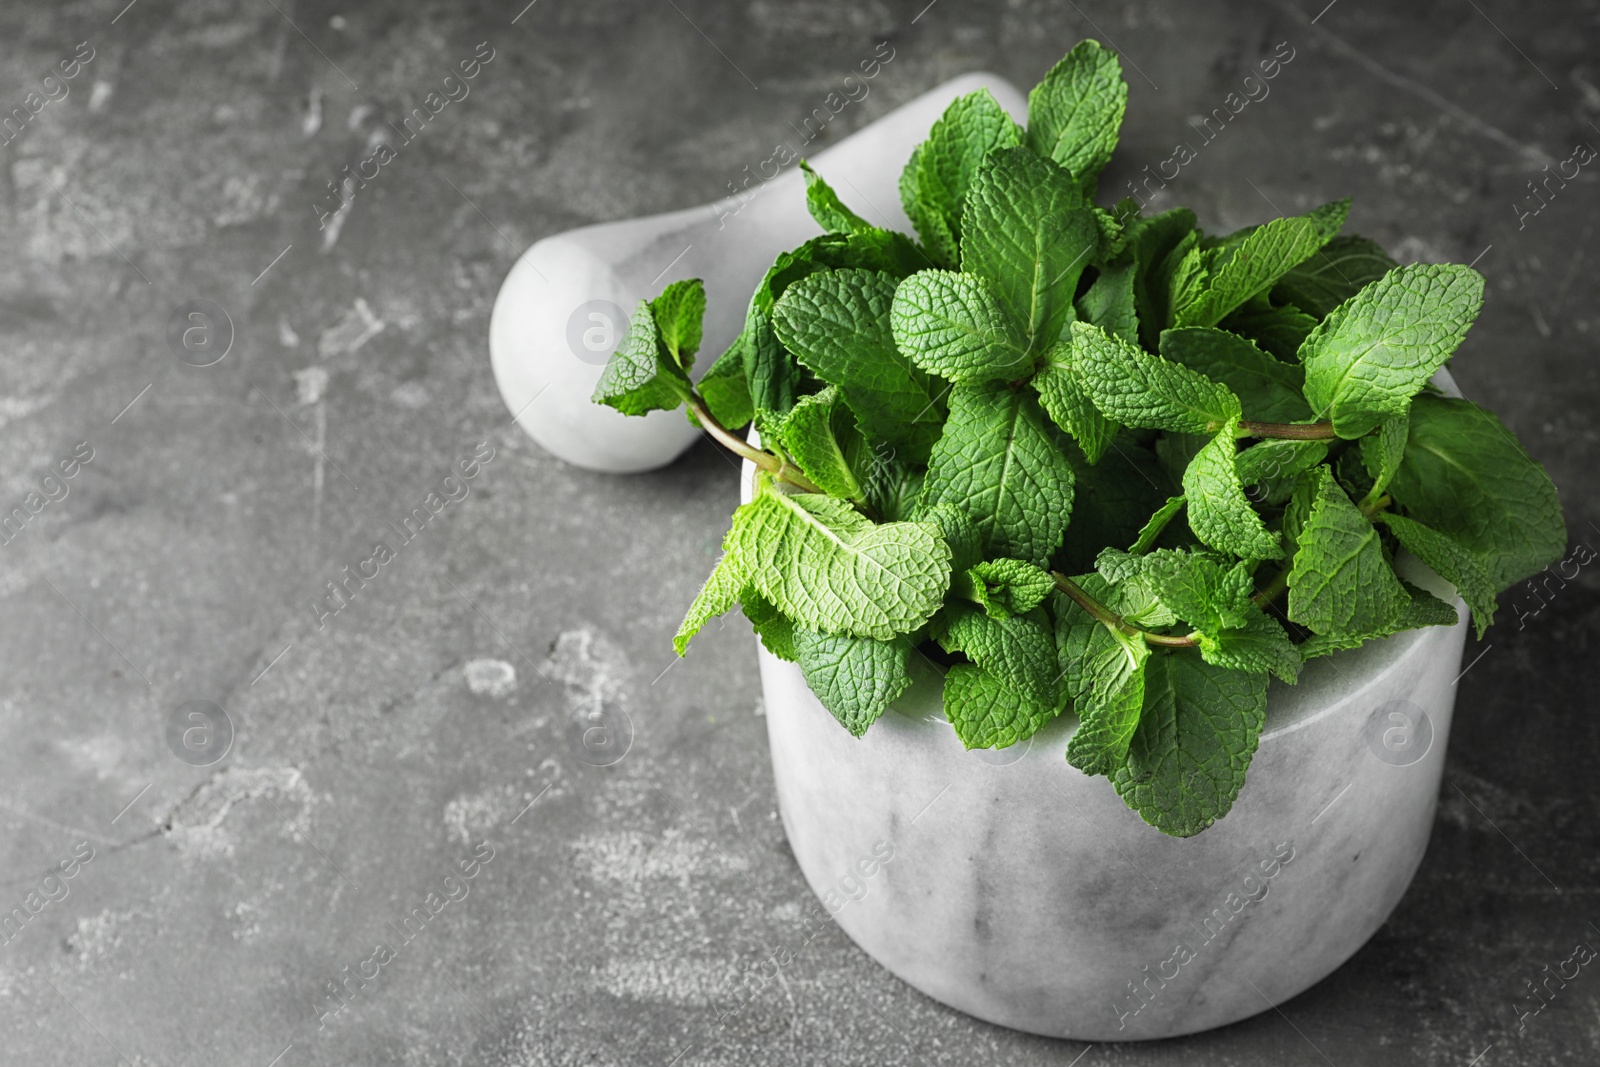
top-left (0, 0), bottom-right (1596, 1064)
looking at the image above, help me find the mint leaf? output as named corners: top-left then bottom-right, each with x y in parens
top-left (739, 257), bottom-right (814, 415)
top-left (592, 297), bottom-right (692, 416)
top-left (1158, 326), bottom-right (1310, 423)
top-left (750, 407), bottom-right (787, 457)
top-left (674, 550), bottom-right (744, 655)
top-left (1272, 235), bottom-right (1397, 319)
top-left (772, 268), bottom-right (947, 460)
top-left (696, 342), bottom-right (754, 428)
top-left (1138, 549), bottom-right (1256, 632)
top-left (1091, 205), bottom-right (1129, 262)
top-left (1077, 258), bottom-right (1139, 344)
top-left (1111, 650), bottom-right (1268, 838)
top-left (899, 143), bottom-right (956, 266)
top-left (1182, 417), bottom-right (1283, 560)
top-left (936, 603), bottom-right (1060, 708)
top-left (1055, 576), bottom-right (1147, 774)
top-left (1033, 339), bottom-right (1119, 462)
top-left (735, 230), bottom-right (926, 413)
top-left (1386, 395), bottom-right (1566, 591)
top-left (889, 270), bottom-right (1033, 382)
top-left (1280, 467), bottom-right (1320, 561)
top-left (1377, 512), bottom-right (1496, 638)
top-left (1287, 466), bottom-right (1408, 635)
top-left (963, 558), bottom-right (1056, 618)
top-left (739, 585), bottom-right (796, 661)
top-left (1234, 439), bottom-right (1328, 503)
top-left (1404, 582), bottom-right (1465, 627)
top-left (1176, 217), bottom-right (1326, 329)
top-left (651, 278), bottom-right (706, 367)
top-left (1051, 567), bottom-right (1153, 668)
top-left (1054, 574), bottom-right (1110, 692)
top-left (1358, 412), bottom-right (1408, 505)
top-left (1298, 580), bottom-right (1459, 658)
top-left (733, 484), bottom-right (951, 640)
top-left (1300, 263), bottom-right (1485, 437)
top-left (1060, 436), bottom-right (1175, 570)
top-left (942, 662), bottom-right (1059, 749)
top-left (1065, 625), bottom-right (1149, 776)
top-left (1126, 207), bottom-right (1198, 348)
top-left (793, 627), bottom-right (914, 736)
top-left (863, 456), bottom-right (924, 523)
top-left (1071, 321), bottom-right (1240, 434)
top-left (1090, 551), bottom-right (1178, 628)
top-left (778, 386), bottom-right (865, 503)
top-left (901, 89), bottom-right (1023, 267)
top-left (961, 146), bottom-right (1098, 348)
top-left (1198, 611), bottom-right (1301, 684)
top-left (1221, 297), bottom-right (1317, 361)
top-left (1025, 39), bottom-right (1128, 191)
top-left (915, 500), bottom-right (985, 575)
top-left (808, 228), bottom-right (928, 276)
top-left (1093, 545), bottom-right (1147, 585)
top-left (1305, 197), bottom-right (1352, 241)
top-left (1163, 233), bottom-right (1209, 333)
top-left (1155, 431), bottom-right (1209, 486)
top-left (921, 381), bottom-right (1076, 563)
top-left (800, 161), bottom-right (874, 235)
top-left (1129, 495), bottom-right (1187, 554)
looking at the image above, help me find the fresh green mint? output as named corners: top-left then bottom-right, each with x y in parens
top-left (920, 380), bottom-right (1076, 563)
top-left (1300, 263), bottom-right (1485, 437)
top-left (1025, 40), bottom-right (1128, 195)
top-left (889, 269), bottom-right (1033, 383)
top-left (594, 39), bottom-right (1567, 838)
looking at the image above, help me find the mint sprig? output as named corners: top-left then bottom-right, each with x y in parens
top-left (593, 39), bottom-right (1567, 838)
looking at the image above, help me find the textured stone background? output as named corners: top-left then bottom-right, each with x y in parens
top-left (1, 0), bottom-right (1596, 1064)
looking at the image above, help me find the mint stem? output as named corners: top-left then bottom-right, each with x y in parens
top-left (1051, 572), bottom-right (1200, 649)
top-left (1236, 420), bottom-right (1339, 441)
top-left (685, 393), bottom-right (825, 496)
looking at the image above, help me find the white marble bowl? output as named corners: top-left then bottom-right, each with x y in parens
top-left (731, 393), bottom-right (1468, 1039)
top-left (759, 566), bottom-right (1467, 1041)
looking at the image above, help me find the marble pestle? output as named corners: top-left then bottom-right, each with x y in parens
top-left (488, 74), bottom-right (1027, 473)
